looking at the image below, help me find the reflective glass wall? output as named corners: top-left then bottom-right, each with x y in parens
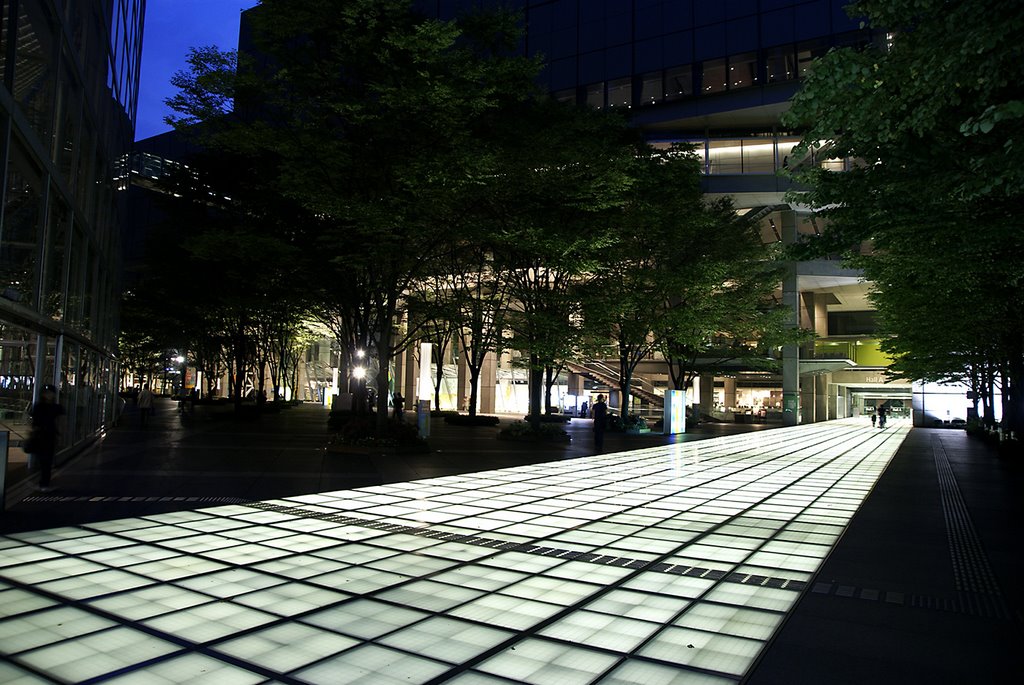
top-left (0, 0), bottom-right (142, 462)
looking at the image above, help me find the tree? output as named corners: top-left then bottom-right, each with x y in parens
top-left (135, 145), bottom-right (315, 409)
top-left (481, 99), bottom-right (638, 422)
top-left (784, 0), bottom-right (1024, 434)
top-left (169, 0), bottom-right (543, 433)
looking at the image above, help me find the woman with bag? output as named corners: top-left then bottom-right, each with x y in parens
top-left (29, 384), bottom-right (65, 492)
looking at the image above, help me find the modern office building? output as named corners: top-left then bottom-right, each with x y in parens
top-left (400, 0), bottom-right (923, 425)
top-left (0, 1), bottom-right (144, 457)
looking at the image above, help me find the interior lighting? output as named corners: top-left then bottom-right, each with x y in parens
top-left (352, 367), bottom-right (366, 380)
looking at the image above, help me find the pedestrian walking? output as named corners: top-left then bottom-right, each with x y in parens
top-left (877, 404), bottom-right (887, 428)
top-left (870, 412), bottom-right (877, 428)
top-left (592, 394), bottom-right (608, 451)
top-left (27, 384), bottom-right (65, 492)
top-left (138, 383), bottom-right (154, 427)
top-left (393, 392), bottom-right (404, 420)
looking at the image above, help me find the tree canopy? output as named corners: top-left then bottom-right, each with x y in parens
top-left (784, 0), bottom-right (1024, 433)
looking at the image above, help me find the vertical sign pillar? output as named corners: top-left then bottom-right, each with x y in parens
top-left (663, 389), bottom-right (686, 435)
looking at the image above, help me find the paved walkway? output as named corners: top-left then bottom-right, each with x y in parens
top-left (0, 401), bottom-right (1019, 683)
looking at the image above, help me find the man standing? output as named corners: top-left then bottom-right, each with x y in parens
top-left (138, 383), bottom-right (154, 427)
top-left (592, 394), bottom-right (608, 452)
top-left (29, 385), bottom-right (65, 492)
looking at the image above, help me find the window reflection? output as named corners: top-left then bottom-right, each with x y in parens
top-left (765, 46), bottom-right (796, 83)
top-left (729, 52), bottom-right (757, 89)
top-left (664, 65), bottom-right (692, 100)
top-left (607, 77), bottom-right (631, 108)
top-left (701, 58), bottom-right (727, 93)
top-left (15, 1), bottom-right (58, 144)
top-left (2, 139), bottom-right (43, 308)
top-left (586, 81), bottom-right (604, 109)
top-left (640, 71), bottom-right (661, 105)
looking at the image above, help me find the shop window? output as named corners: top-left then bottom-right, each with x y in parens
top-left (0, 322), bottom-right (38, 430)
top-left (664, 65), bottom-right (692, 100)
top-left (701, 58), bottom-right (727, 93)
top-left (607, 77), bottom-right (632, 109)
top-left (585, 81), bottom-right (605, 109)
top-left (639, 71), bottom-right (662, 105)
top-left (729, 52), bottom-right (757, 89)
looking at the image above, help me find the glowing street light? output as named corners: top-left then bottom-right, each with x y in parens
top-left (352, 366), bottom-right (366, 380)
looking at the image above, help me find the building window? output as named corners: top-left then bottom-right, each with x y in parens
top-left (765, 45), bottom-right (797, 83)
top-left (741, 138), bottom-right (775, 173)
top-left (585, 81), bottom-right (604, 109)
top-left (2, 139), bottom-right (44, 308)
top-left (729, 52), bottom-right (757, 89)
top-left (664, 65), bottom-right (692, 100)
top-left (797, 39), bottom-right (829, 77)
top-left (701, 58), bottom-right (727, 93)
top-left (607, 77), bottom-right (631, 109)
top-left (15, 1), bottom-right (58, 145)
top-left (552, 88), bottom-right (576, 104)
top-left (639, 71), bottom-right (662, 105)
top-left (708, 139), bottom-right (743, 174)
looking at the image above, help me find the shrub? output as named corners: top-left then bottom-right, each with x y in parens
top-left (330, 415), bottom-right (430, 453)
top-left (522, 414), bottom-right (571, 423)
top-left (607, 414), bottom-right (647, 432)
top-left (499, 420), bottom-right (570, 442)
top-left (444, 414), bottom-right (501, 426)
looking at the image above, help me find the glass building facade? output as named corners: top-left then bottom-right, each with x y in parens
top-left (0, 0), bottom-right (143, 458)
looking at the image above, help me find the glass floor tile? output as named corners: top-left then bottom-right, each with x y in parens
top-left (0, 420), bottom-right (908, 683)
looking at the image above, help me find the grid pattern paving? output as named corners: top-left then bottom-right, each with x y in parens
top-left (0, 420), bottom-right (909, 684)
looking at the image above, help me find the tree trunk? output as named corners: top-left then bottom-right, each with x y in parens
top-left (620, 369), bottom-right (633, 417)
top-left (434, 350), bottom-right (444, 412)
top-left (467, 362), bottom-right (481, 417)
top-left (544, 365), bottom-right (556, 414)
top-left (375, 315), bottom-right (394, 436)
top-left (528, 354), bottom-right (544, 424)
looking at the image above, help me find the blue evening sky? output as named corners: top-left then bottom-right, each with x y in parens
top-left (135, 0), bottom-right (259, 142)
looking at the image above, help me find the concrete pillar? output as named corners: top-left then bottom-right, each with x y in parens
top-left (781, 210), bottom-right (800, 426)
top-left (404, 346), bottom-right (418, 403)
top-left (479, 351), bottom-right (497, 414)
top-left (456, 347), bottom-right (471, 413)
top-left (699, 374), bottom-right (714, 416)
top-left (394, 347), bottom-right (407, 397)
top-left (723, 378), bottom-right (737, 410)
top-left (800, 376), bottom-right (813, 424)
top-left (815, 375), bottom-right (828, 421)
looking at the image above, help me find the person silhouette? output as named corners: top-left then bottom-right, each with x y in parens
top-left (29, 384), bottom-right (65, 492)
top-left (592, 394), bottom-right (608, 451)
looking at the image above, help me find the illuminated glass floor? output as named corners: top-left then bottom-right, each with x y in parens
top-left (0, 420), bottom-right (909, 684)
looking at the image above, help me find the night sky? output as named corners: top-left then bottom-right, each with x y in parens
top-left (135, 0), bottom-right (259, 142)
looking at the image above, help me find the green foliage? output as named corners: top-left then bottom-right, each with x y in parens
top-left (498, 420), bottom-right (570, 442)
top-left (330, 415), bottom-right (429, 452)
top-left (785, 0), bottom-right (1024, 431)
top-left (444, 414), bottom-right (500, 426)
